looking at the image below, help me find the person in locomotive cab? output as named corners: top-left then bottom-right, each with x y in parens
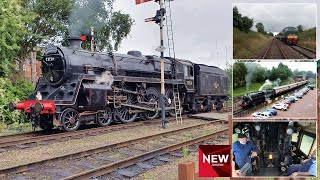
top-left (232, 133), bottom-right (259, 176)
top-left (288, 149), bottom-right (316, 177)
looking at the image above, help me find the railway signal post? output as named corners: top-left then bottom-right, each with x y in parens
top-left (144, 0), bottom-right (167, 128)
top-left (159, 0), bottom-right (166, 129)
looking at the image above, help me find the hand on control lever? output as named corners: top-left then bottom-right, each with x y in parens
top-left (250, 151), bottom-right (258, 158)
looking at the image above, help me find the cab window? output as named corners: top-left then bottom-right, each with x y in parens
top-left (183, 65), bottom-right (194, 77)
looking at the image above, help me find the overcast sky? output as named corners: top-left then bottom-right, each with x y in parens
top-left (252, 62), bottom-right (316, 72)
top-left (113, 0), bottom-right (319, 65)
top-left (234, 3), bottom-right (317, 33)
top-left (113, 0), bottom-right (232, 69)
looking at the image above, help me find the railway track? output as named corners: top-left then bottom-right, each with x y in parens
top-left (289, 45), bottom-right (316, 59)
top-left (0, 116), bottom-right (186, 151)
top-left (262, 38), bottom-right (287, 59)
top-left (1, 120), bottom-right (228, 179)
top-left (232, 108), bottom-right (245, 117)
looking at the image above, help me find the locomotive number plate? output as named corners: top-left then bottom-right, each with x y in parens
top-left (45, 57), bottom-right (55, 62)
top-left (186, 80), bottom-right (193, 86)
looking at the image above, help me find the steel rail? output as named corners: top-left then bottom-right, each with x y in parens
top-left (61, 128), bottom-right (228, 180)
top-left (262, 38), bottom-right (274, 59)
top-left (275, 40), bottom-right (287, 59)
top-left (0, 120), bottom-right (225, 176)
top-left (0, 116), bottom-right (183, 149)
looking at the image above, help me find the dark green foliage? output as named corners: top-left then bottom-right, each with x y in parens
top-left (233, 63), bottom-right (247, 88)
top-left (233, 6), bottom-right (253, 33)
top-left (0, 78), bottom-right (33, 124)
top-left (19, 0), bottom-right (72, 57)
top-left (234, 63), bottom-right (298, 89)
top-left (0, 0), bottom-right (35, 76)
top-left (297, 25), bottom-right (303, 33)
top-left (224, 66), bottom-right (232, 95)
top-left (255, 22), bottom-right (267, 34)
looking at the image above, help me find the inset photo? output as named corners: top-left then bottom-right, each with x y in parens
top-left (232, 121), bottom-right (317, 177)
top-left (233, 62), bottom-right (316, 119)
top-left (233, 3), bottom-right (316, 59)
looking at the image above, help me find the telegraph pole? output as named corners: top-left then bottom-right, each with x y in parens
top-left (159, 0), bottom-right (166, 128)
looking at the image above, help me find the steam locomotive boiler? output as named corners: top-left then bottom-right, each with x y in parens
top-left (9, 37), bottom-right (229, 131)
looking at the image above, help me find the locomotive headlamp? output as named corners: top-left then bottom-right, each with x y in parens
top-left (8, 102), bottom-right (16, 112)
top-left (34, 102), bottom-right (44, 114)
top-left (269, 154), bottom-right (273, 160)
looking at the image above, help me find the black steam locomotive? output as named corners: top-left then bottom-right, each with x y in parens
top-left (240, 80), bottom-right (307, 109)
top-left (9, 37), bottom-right (229, 131)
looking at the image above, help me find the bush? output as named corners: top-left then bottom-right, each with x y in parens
top-left (0, 78), bottom-right (33, 124)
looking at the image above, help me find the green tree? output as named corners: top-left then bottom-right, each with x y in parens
top-left (297, 25), bottom-right (303, 33)
top-left (252, 65), bottom-right (268, 83)
top-left (268, 32), bottom-right (274, 36)
top-left (224, 66), bottom-right (232, 95)
top-left (241, 16), bottom-right (253, 33)
top-left (233, 63), bottom-right (247, 88)
top-left (0, 0), bottom-right (35, 76)
top-left (233, 6), bottom-right (242, 30)
top-left (255, 22), bottom-right (265, 34)
top-left (64, 0), bottom-right (134, 52)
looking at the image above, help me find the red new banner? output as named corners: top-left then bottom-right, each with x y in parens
top-left (135, 0), bottom-right (153, 5)
top-left (199, 145), bottom-right (231, 177)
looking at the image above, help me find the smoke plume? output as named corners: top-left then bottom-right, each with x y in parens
top-left (245, 63), bottom-right (256, 91)
top-left (95, 71), bottom-right (114, 89)
top-left (68, 0), bottom-right (110, 37)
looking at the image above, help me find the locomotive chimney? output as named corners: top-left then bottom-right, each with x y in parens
top-left (68, 37), bottom-right (82, 49)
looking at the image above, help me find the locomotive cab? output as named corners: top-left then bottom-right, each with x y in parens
top-left (233, 122), bottom-right (316, 177)
top-left (182, 63), bottom-right (194, 91)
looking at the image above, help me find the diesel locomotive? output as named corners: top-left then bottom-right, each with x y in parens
top-left (276, 27), bottom-right (299, 45)
top-left (240, 80), bottom-right (308, 109)
top-left (9, 37), bottom-right (229, 131)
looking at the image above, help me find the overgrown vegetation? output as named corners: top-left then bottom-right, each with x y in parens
top-left (299, 27), bottom-right (316, 50)
top-left (233, 6), bottom-right (274, 59)
top-left (233, 28), bottom-right (272, 59)
top-left (0, 78), bottom-right (33, 124)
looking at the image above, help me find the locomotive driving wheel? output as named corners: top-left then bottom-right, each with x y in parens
top-left (115, 92), bottom-right (138, 123)
top-left (97, 107), bottom-right (113, 127)
top-left (142, 87), bottom-right (160, 120)
top-left (165, 88), bottom-right (175, 117)
top-left (61, 108), bottom-right (80, 131)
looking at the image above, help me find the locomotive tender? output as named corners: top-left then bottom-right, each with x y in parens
top-left (240, 80), bottom-right (308, 108)
top-left (9, 38), bottom-right (229, 131)
top-left (276, 26), bottom-right (299, 45)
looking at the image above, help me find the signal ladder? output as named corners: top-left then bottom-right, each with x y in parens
top-left (164, 0), bottom-right (182, 124)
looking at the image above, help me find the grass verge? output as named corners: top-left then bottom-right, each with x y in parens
top-left (233, 28), bottom-right (272, 59)
top-left (233, 82), bottom-right (264, 97)
top-left (299, 27), bottom-right (316, 50)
